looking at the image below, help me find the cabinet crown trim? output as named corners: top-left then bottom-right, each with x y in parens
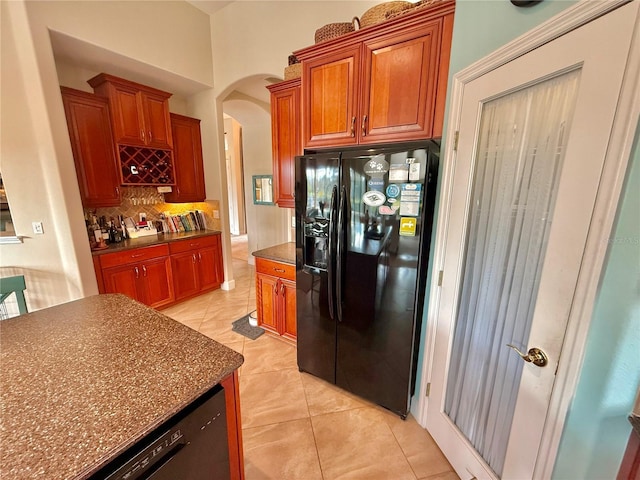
top-left (293, 0), bottom-right (455, 61)
top-left (87, 73), bottom-right (173, 98)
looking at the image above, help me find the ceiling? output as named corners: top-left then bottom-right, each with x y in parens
top-left (49, 2), bottom-right (278, 120)
top-left (187, 1), bottom-right (235, 15)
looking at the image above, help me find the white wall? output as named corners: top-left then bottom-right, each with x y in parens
top-left (210, 1), bottom-right (377, 255)
top-left (1, 1), bottom-right (94, 309)
top-left (223, 99), bottom-right (290, 261)
top-left (1, 0), bottom-right (381, 307)
top-left (0, 0), bottom-right (216, 309)
top-left (211, 1), bottom-right (376, 93)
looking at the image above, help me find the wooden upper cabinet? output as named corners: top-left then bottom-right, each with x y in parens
top-left (267, 79), bottom-right (302, 208)
top-left (295, 1), bottom-right (455, 148)
top-left (361, 23), bottom-right (440, 144)
top-left (143, 92), bottom-right (174, 148)
top-left (164, 113), bottom-right (206, 203)
top-left (60, 87), bottom-right (121, 208)
top-left (88, 73), bottom-right (173, 149)
top-left (303, 46), bottom-right (361, 148)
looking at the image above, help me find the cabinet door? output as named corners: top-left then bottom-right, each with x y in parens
top-left (61, 88), bottom-right (121, 208)
top-left (280, 278), bottom-right (297, 340)
top-left (110, 84), bottom-right (145, 145)
top-left (140, 257), bottom-right (174, 308)
top-left (360, 21), bottom-right (441, 144)
top-left (198, 246), bottom-right (222, 291)
top-left (268, 80), bottom-right (300, 208)
top-left (256, 273), bottom-right (279, 334)
top-left (303, 45), bottom-right (361, 148)
top-left (102, 264), bottom-right (141, 302)
top-left (165, 114), bottom-right (206, 203)
top-left (171, 251), bottom-right (200, 300)
top-left (142, 92), bottom-right (173, 149)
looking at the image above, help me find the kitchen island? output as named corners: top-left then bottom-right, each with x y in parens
top-left (0, 294), bottom-right (244, 479)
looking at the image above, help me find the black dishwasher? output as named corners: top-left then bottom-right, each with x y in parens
top-left (92, 384), bottom-right (230, 480)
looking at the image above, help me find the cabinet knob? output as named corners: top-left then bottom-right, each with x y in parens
top-left (192, 253), bottom-right (197, 264)
top-left (274, 268), bottom-right (286, 273)
top-left (142, 265), bottom-right (147, 277)
top-left (134, 266), bottom-right (139, 279)
top-left (198, 252), bottom-right (202, 262)
top-left (361, 115), bottom-right (368, 137)
top-left (140, 130), bottom-right (146, 142)
top-left (351, 117), bottom-right (356, 137)
top-left (148, 131), bottom-right (153, 141)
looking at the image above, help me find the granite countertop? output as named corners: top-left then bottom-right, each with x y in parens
top-left (252, 242), bottom-right (296, 265)
top-left (0, 294), bottom-right (243, 479)
top-left (91, 229), bottom-right (222, 256)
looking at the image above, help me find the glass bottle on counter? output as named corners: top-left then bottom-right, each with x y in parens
top-left (108, 219), bottom-right (116, 244)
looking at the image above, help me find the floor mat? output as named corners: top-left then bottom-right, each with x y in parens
top-left (231, 314), bottom-right (264, 340)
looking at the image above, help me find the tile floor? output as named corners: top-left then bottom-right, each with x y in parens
top-left (161, 235), bottom-right (458, 480)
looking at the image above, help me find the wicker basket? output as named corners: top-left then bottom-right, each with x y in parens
top-left (284, 63), bottom-right (302, 80)
top-left (386, 0), bottom-right (444, 20)
top-left (359, 1), bottom-right (413, 28)
top-left (314, 18), bottom-right (359, 44)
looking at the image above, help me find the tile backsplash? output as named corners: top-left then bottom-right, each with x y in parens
top-left (85, 186), bottom-right (221, 234)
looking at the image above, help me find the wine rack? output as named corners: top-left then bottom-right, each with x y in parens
top-left (119, 145), bottom-right (174, 185)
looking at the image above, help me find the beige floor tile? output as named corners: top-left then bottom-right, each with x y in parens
top-left (301, 372), bottom-right (369, 417)
top-left (311, 407), bottom-right (416, 480)
top-left (420, 471), bottom-right (460, 480)
top-left (224, 341), bottom-right (244, 355)
top-left (162, 238), bottom-right (457, 480)
top-left (243, 418), bottom-right (322, 480)
top-left (199, 318), bottom-right (247, 345)
top-left (385, 414), bottom-right (455, 479)
top-left (240, 368), bottom-right (309, 429)
top-left (241, 335), bottom-right (297, 375)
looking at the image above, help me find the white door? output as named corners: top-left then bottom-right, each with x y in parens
top-left (426, 4), bottom-right (638, 479)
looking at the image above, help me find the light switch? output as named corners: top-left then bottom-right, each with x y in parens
top-left (32, 222), bottom-right (44, 234)
top-left (213, 210), bottom-right (220, 219)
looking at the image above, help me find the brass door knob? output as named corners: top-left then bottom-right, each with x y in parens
top-left (506, 344), bottom-right (548, 367)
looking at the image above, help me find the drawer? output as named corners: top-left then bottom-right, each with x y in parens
top-left (255, 257), bottom-right (296, 281)
top-left (99, 244), bottom-right (170, 269)
top-left (169, 234), bottom-right (219, 255)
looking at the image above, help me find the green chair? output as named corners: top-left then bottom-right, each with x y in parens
top-left (0, 275), bottom-right (28, 319)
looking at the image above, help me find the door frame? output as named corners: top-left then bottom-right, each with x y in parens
top-left (415, 0), bottom-right (640, 478)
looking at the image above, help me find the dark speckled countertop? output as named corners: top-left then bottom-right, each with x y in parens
top-left (91, 230), bottom-right (222, 256)
top-left (0, 294), bottom-right (243, 479)
top-left (251, 242), bottom-right (296, 265)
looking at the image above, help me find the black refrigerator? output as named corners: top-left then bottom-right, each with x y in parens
top-left (295, 140), bottom-right (439, 418)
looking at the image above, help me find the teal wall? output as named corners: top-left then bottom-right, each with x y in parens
top-left (553, 126), bottom-right (640, 479)
top-left (413, 1), bottom-right (639, 478)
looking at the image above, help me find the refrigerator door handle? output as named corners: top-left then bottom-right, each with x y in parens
top-left (327, 185), bottom-right (338, 320)
top-left (336, 185), bottom-right (347, 322)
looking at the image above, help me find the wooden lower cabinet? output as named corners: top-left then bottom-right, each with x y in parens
top-left (169, 235), bottom-right (223, 301)
top-left (98, 245), bottom-right (174, 309)
top-left (221, 370), bottom-right (245, 480)
top-left (94, 234), bottom-right (223, 308)
top-left (255, 258), bottom-right (296, 340)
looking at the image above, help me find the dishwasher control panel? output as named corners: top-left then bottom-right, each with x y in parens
top-left (94, 384), bottom-right (229, 480)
